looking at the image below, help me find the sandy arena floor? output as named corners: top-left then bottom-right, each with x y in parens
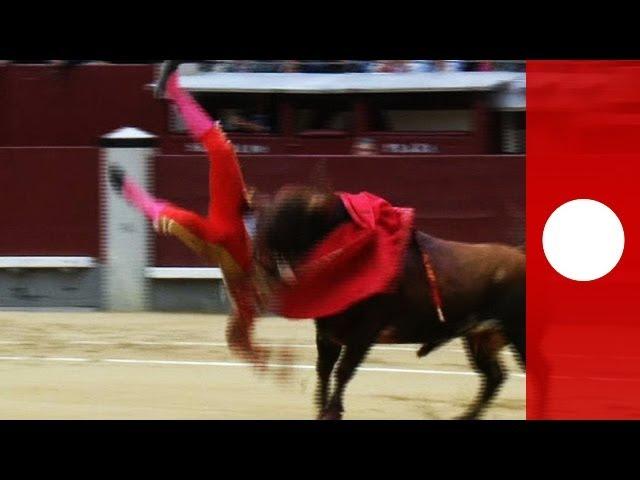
top-left (0, 311), bottom-right (524, 419)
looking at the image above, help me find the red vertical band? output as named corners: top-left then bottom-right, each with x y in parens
top-left (527, 61), bottom-right (640, 419)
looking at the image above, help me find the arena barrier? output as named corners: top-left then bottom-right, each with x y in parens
top-left (0, 127), bottom-right (523, 311)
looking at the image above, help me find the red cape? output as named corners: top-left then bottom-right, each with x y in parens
top-left (273, 192), bottom-right (415, 319)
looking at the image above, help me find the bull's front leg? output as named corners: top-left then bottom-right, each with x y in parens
top-left (320, 339), bottom-right (374, 420)
top-left (314, 322), bottom-right (342, 418)
top-left (458, 329), bottom-right (507, 419)
top-left (319, 314), bottom-right (385, 420)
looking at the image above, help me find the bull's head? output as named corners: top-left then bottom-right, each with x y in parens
top-left (253, 185), bottom-right (349, 286)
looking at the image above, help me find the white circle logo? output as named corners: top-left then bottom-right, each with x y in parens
top-left (542, 199), bottom-right (625, 281)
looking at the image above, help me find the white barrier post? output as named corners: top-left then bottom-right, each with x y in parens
top-left (100, 127), bottom-right (157, 311)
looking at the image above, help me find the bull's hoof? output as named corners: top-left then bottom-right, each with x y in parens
top-left (318, 408), bottom-right (343, 420)
top-left (416, 344), bottom-right (433, 358)
top-left (417, 337), bottom-right (450, 358)
top-left (455, 411), bottom-right (480, 421)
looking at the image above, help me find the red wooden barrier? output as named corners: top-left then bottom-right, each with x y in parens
top-left (0, 147), bottom-right (522, 264)
top-left (0, 147), bottom-right (99, 256)
top-left (155, 154), bottom-right (524, 266)
top-left (0, 64), bottom-right (163, 147)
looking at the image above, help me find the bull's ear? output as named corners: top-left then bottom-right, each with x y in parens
top-left (309, 159), bottom-right (333, 194)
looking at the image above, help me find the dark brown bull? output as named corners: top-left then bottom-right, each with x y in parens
top-left (253, 186), bottom-right (525, 420)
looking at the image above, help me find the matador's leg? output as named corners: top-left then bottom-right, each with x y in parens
top-left (164, 72), bottom-right (252, 271)
top-left (108, 166), bottom-right (215, 262)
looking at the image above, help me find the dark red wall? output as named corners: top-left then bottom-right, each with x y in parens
top-left (0, 64), bottom-right (522, 264)
top-left (0, 150), bottom-right (522, 263)
top-left (0, 147), bottom-right (99, 256)
top-left (0, 64), bottom-right (161, 257)
top-left (0, 64), bottom-right (493, 155)
top-left (155, 154), bottom-right (524, 266)
top-left (0, 64), bottom-right (163, 147)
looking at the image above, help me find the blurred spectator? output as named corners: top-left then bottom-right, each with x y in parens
top-left (222, 109), bottom-right (269, 133)
top-left (5, 59), bottom-right (528, 72)
top-left (188, 60), bottom-right (524, 74)
top-left (214, 61), bottom-right (232, 72)
top-left (494, 61), bottom-right (524, 72)
top-left (301, 61), bottom-right (321, 73)
top-left (449, 60), bottom-right (465, 71)
top-left (476, 61), bottom-right (494, 72)
top-left (407, 60), bottom-right (435, 72)
top-left (435, 60), bottom-right (465, 72)
top-left (281, 60), bottom-right (300, 73)
top-left (352, 138), bottom-right (377, 156)
top-left (301, 60), bottom-right (343, 73)
top-left (229, 60), bottom-right (255, 72)
top-left (252, 61), bottom-right (279, 73)
top-left (364, 61), bottom-right (379, 73)
top-left (198, 61), bottom-right (220, 72)
top-left (341, 60), bottom-right (366, 73)
top-left (325, 61), bottom-right (345, 74)
top-left (369, 61), bottom-right (386, 72)
top-left (371, 60), bottom-right (410, 73)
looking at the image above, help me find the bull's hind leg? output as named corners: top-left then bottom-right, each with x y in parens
top-left (495, 280), bottom-right (525, 368)
top-left (458, 328), bottom-right (507, 420)
top-left (502, 317), bottom-right (525, 369)
top-left (314, 323), bottom-right (342, 419)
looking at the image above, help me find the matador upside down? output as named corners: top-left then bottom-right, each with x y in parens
top-left (109, 62), bottom-right (265, 364)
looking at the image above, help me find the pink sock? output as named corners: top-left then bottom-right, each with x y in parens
top-left (166, 72), bottom-right (214, 141)
top-left (122, 178), bottom-right (168, 221)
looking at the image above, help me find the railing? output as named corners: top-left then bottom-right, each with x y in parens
top-left (0, 256), bottom-right (96, 269)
